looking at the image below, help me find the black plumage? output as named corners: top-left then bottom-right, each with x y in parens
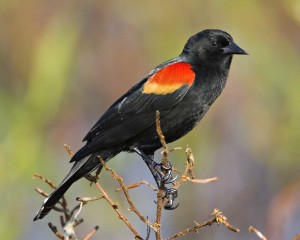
top-left (34, 29), bottom-right (247, 220)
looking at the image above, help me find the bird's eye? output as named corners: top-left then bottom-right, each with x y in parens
top-left (212, 41), bottom-right (218, 47)
top-left (220, 39), bottom-right (230, 48)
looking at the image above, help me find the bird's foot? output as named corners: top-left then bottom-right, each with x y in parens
top-left (162, 188), bottom-right (179, 210)
top-left (152, 161), bottom-right (177, 185)
top-left (152, 162), bottom-right (179, 210)
top-left (84, 173), bottom-right (99, 185)
top-left (85, 166), bottom-right (103, 186)
top-left (130, 146), bottom-right (177, 185)
top-left (131, 146), bottom-right (179, 209)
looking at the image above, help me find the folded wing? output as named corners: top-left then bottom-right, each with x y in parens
top-left (71, 59), bottom-right (196, 162)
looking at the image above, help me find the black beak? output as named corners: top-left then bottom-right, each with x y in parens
top-left (223, 41), bottom-right (248, 55)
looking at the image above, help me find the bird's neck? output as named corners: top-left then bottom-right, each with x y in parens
top-left (180, 53), bottom-right (232, 74)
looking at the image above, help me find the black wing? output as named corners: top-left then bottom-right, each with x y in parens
top-left (71, 57), bottom-right (194, 162)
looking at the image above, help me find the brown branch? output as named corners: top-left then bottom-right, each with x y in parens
top-left (172, 167), bottom-right (217, 188)
top-left (155, 110), bottom-right (169, 167)
top-left (249, 226), bottom-right (267, 240)
top-left (33, 173), bottom-right (57, 189)
top-left (83, 226), bottom-right (99, 240)
top-left (64, 144), bottom-right (74, 158)
top-left (213, 208), bottom-right (239, 233)
top-left (154, 188), bottom-right (164, 240)
top-left (115, 179), bottom-right (157, 192)
top-left (185, 147), bottom-right (195, 179)
top-left (73, 218), bottom-right (84, 227)
top-left (292, 232), bottom-right (300, 240)
top-left (34, 187), bottom-right (49, 198)
top-left (35, 118), bottom-right (234, 240)
top-left (168, 208), bottom-right (239, 239)
top-left (61, 194), bottom-right (70, 221)
top-left (76, 196), bottom-right (104, 203)
top-left (168, 219), bottom-right (217, 239)
top-left (34, 169), bottom-right (99, 239)
top-left (189, 177), bottom-right (218, 183)
top-left (154, 110), bottom-right (171, 240)
top-left (169, 147), bottom-right (183, 152)
top-left (99, 157), bottom-right (157, 232)
top-left (69, 203), bottom-right (84, 218)
top-left (33, 173), bottom-right (68, 217)
top-left (52, 206), bottom-right (68, 213)
top-left (48, 223), bottom-right (65, 240)
top-left (94, 180), bottom-right (143, 239)
top-left (62, 202), bottom-right (84, 239)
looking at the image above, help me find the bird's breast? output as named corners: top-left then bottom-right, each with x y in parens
top-left (160, 71), bottom-right (228, 141)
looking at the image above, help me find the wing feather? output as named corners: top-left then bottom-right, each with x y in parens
top-left (71, 59), bottom-right (196, 162)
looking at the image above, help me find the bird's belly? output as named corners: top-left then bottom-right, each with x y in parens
top-left (161, 101), bottom-right (207, 142)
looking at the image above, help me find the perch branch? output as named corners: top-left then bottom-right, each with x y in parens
top-left (99, 157), bottom-right (157, 232)
top-left (94, 180), bottom-right (143, 239)
top-left (115, 179), bottom-right (157, 192)
top-left (168, 208), bottom-right (239, 239)
top-left (292, 232), bottom-right (300, 240)
top-left (249, 226), bottom-right (267, 240)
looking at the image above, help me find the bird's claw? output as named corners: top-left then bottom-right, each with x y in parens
top-left (154, 188), bottom-right (179, 210)
top-left (130, 147), bottom-right (177, 185)
top-left (153, 161), bottom-right (178, 185)
top-left (160, 171), bottom-right (178, 184)
top-left (84, 173), bottom-right (99, 186)
top-left (163, 188), bottom-right (179, 210)
top-left (152, 162), bottom-right (179, 210)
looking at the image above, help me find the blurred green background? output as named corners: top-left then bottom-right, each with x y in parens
top-left (1, 1), bottom-right (300, 239)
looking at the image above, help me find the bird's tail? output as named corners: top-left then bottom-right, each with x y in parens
top-left (34, 177), bottom-right (74, 220)
top-left (33, 153), bottom-right (106, 221)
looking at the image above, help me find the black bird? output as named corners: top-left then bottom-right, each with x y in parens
top-left (34, 29), bottom-right (247, 220)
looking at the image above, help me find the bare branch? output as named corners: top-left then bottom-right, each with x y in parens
top-left (168, 219), bottom-right (217, 239)
top-left (76, 196), bottom-right (104, 203)
top-left (155, 110), bottom-right (169, 168)
top-left (115, 179), bottom-right (157, 192)
top-left (35, 171), bottom-right (99, 239)
top-left (94, 180), bottom-right (143, 239)
top-left (249, 226), bottom-right (267, 240)
top-left (35, 117), bottom-right (238, 240)
top-left (73, 218), bottom-right (84, 227)
top-left (168, 208), bottom-right (239, 239)
top-left (185, 147), bottom-right (195, 179)
top-left (83, 226), bottom-right (99, 240)
top-left (34, 187), bottom-right (49, 198)
top-left (48, 223), bottom-right (65, 240)
top-left (213, 208), bottom-right (239, 233)
top-left (172, 167), bottom-right (217, 188)
top-left (154, 187), bottom-right (164, 240)
top-left (293, 232), bottom-right (300, 240)
top-left (154, 110), bottom-right (171, 240)
top-left (33, 173), bottom-right (57, 189)
top-left (64, 144), bottom-right (74, 158)
top-left (99, 157), bottom-right (157, 232)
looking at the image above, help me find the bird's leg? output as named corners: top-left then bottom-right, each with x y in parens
top-left (131, 147), bottom-right (179, 210)
top-left (84, 165), bottom-right (103, 185)
top-left (131, 147), bottom-right (177, 185)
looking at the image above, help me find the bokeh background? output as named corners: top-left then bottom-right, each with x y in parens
top-left (1, 1), bottom-right (300, 239)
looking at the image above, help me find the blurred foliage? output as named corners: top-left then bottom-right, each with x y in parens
top-left (0, 1), bottom-right (299, 239)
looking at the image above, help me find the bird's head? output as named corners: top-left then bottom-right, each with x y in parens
top-left (181, 29), bottom-right (247, 68)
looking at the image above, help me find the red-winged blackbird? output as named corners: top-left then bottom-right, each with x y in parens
top-left (34, 29), bottom-right (247, 220)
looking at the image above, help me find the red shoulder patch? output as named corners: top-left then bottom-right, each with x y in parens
top-left (143, 62), bottom-right (195, 95)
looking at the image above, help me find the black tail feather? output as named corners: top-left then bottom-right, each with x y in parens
top-left (34, 150), bottom-right (117, 221)
top-left (34, 154), bottom-right (99, 221)
top-left (33, 179), bottom-right (73, 221)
